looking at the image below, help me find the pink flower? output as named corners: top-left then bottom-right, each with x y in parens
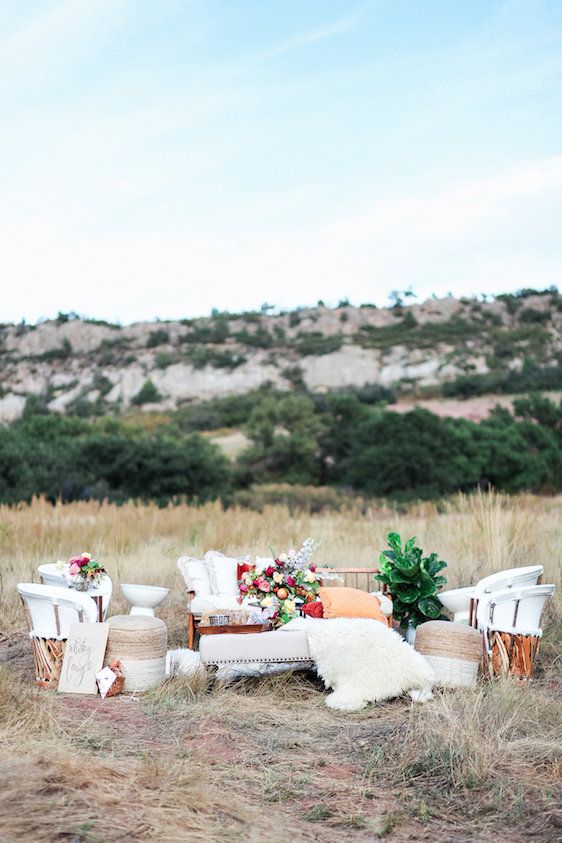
top-left (239, 584), bottom-right (248, 593)
top-left (286, 576), bottom-right (295, 587)
top-left (258, 580), bottom-right (271, 593)
top-left (69, 562), bottom-right (81, 575)
top-left (253, 579), bottom-right (261, 588)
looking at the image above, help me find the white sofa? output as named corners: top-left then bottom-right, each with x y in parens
top-left (178, 551), bottom-right (244, 647)
top-left (178, 553), bottom-right (392, 648)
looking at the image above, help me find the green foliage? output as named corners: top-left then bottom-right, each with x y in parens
top-left (186, 346), bottom-right (246, 369)
top-left (155, 351), bottom-right (174, 369)
top-left (238, 394), bottom-right (326, 484)
top-left (234, 326), bottom-right (273, 348)
top-left (293, 332), bottom-right (343, 356)
top-left (442, 362), bottom-right (562, 398)
top-left (376, 532), bottom-right (447, 628)
top-left (35, 338), bottom-right (72, 362)
top-left (131, 380), bottom-right (162, 406)
top-left (147, 329), bottom-right (169, 348)
top-left (0, 413), bottom-right (229, 505)
top-left (181, 317), bottom-right (229, 344)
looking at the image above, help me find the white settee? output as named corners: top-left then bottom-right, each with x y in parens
top-left (178, 552), bottom-right (244, 648)
top-left (178, 553), bottom-right (393, 649)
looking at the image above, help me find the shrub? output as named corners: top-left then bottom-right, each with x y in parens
top-left (293, 332), bottom-right (343, 356)
top-left (155, 352), bottom-right (174, 369)
top-left (187, 346), bottom-right (246, 369)
top-left (131, 380), bottom-right (162, 405)
top-left (147, 329), bottom-right (170, 348)
top-left (234, 327), bottom-right (273, 348)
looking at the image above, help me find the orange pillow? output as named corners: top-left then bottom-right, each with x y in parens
top-left (318, 586), bottom-right (388, 625)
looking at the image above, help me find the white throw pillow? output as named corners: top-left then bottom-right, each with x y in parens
top-left (205, 550), bottom-right (241, 596)
top-left (177, 556), bottom-right (212, 596)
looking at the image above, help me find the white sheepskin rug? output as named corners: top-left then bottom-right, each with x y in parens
top-left (166, 648), bottom-right (203, 678)
top-left (284, 617), bottom-right (434, 711)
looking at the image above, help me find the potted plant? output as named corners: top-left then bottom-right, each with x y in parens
top-left (376, 532), bottom-right (447, 636)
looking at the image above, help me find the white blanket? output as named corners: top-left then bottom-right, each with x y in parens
top-left (283, 617), bottom-right (434, 711)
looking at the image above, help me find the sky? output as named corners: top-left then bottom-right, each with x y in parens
top-left (1, 0), bottom-right (562, 324)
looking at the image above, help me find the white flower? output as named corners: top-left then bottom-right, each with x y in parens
top-left (304, 570), bottom-right (316, 583)
top-left (284, 600), bottom-right (296, 613)
top-left (287, 549), bottom-right (296, 559)
top-left (243, 573), bottom-right (253, 585)
top-left (55, 560), bottom-right (67, 572)
top-left (272, 571), bottom-right (283, 584)
top-left (255, 556), bottom-right (274, 575)
top-left (260, 595), bottom-right (274, 608)
top-left (278, 553), bottom-right (288, 563)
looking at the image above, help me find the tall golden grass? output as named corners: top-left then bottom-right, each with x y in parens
top-left (1, 489), bottom-right (560, 635)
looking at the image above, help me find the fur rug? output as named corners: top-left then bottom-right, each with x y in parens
top-left (284, 617), bottom-right (434, 711)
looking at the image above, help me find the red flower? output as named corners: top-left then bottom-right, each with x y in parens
top-left (265, 566), bottom-right (275, 577)
top-left (310, 565), bottom-right (316, 572)
top-left (286, 576), bottom-right (295, 587)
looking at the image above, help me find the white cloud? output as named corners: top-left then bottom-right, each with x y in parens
top-left (255, 6), bottom-right (364, 63)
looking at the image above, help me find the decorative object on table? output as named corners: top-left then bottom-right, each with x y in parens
top-left (483, 583), bottom-right (555, 680)
top-left (318, 586), bottom-right (389, 625)
top-left (96, 660), bottom-right (125, 698)
top-left (38, 561), bottom-right (113, 621)
top-left (376, 532), bottom-right (448, 630)
top-left (282, 616), bottom-right (435, 711)
top-left (197, 622), bottom-right (272, 635)
top-left (105, 615), bottom-right (167, 692)
top-left (415, 620), bottom-right (483, 689)
top-left (238, 538), bottom-right (321, 627)
top-left (58, 621), bottom-right (110, 695)
top-left (208, 613), bottom-right (230, 626)
top-left (17, 583), bottom-right (99, 687)
top-left (120, 583), bottom-right (169, 617)
top-left (200, 608), bottom-right (253, 627)
top-left (65, 552), bottom-right (107, 592)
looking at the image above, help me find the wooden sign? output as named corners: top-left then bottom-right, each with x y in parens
top-left (58, 623), bottom-right (109, 695)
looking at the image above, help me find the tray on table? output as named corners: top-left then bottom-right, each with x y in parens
top-left (197, 623), bottom-right (272, 635)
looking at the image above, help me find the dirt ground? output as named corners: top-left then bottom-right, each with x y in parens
top-left (2, 625), bottom-right (560, 843)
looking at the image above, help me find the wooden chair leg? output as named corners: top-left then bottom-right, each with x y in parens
top-left (188, 612), bottom-right (195, 649)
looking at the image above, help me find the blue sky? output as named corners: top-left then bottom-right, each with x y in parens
top-left (1, 0), bottom-right (561, 323)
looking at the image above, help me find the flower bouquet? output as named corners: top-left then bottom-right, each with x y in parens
top-left (58, 552), bottom-right (107, 591)
top-left (238, 538), bottom-right (320, 626)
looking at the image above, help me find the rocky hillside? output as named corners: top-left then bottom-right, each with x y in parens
top-left (1, 289), bottom-right (560, 423)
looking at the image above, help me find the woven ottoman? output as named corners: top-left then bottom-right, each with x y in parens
top-left (105, 615), bottom-right (167, 692)
top-left (415, 621), bottom-right (483, 689)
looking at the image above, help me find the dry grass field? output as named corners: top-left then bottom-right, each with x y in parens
top-left (1, 491), bottom-right (561, 841)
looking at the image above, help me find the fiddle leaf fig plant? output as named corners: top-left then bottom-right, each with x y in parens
top-left (376, 532), bottom-right (448, 628)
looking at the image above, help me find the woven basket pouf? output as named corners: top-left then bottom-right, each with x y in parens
top-left (415, 621), bottom-right (483, 689)
top-left (105, 615), bottom-right (167, 692)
